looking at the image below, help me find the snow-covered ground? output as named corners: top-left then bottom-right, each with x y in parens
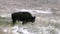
top-left (0, 9), bottom-right (60, 34)
top-left (2, 23), bottom-right (60, 34)
top-left (0, 8), bottom-right (52, 18)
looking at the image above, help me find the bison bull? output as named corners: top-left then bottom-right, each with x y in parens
top-left (11, 12), bottom-right (35, 26)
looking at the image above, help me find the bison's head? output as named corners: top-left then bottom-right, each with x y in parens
top-left (30, 16), bottom-right (36, 22)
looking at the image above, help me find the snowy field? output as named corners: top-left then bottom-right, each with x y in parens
top-left (0, 9), bottom-right (60, 34)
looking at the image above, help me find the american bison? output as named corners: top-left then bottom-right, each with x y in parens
top-left (11, 12), bottom-right (35, 26)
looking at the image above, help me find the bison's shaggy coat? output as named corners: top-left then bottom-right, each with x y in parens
top-left (11, 12), bottom-right (35, 26)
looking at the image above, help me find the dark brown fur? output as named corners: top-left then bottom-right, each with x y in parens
top-left (11, 12), bottom-right (35, 26)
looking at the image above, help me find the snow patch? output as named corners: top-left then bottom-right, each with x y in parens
top-left (0, 14), bottom-right (11, 18)
top-left (2, 25), bottom-right (60, 34)
top-left (11, 25), bottom-right (60, 34)
top-left (14, 8), bottom-right (52, 14)
top-left (0, 9), bottom-right (52, 18)
top-left (12, 25), bottom-right (34, 34)
top-left (3, 28), bottom-right (7, 32)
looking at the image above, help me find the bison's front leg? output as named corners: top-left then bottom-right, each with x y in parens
top-left (22, 21), bottom-right (27, 25)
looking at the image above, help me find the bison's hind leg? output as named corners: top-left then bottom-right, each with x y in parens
top-left (12, 19), bottom-right (16, 26)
